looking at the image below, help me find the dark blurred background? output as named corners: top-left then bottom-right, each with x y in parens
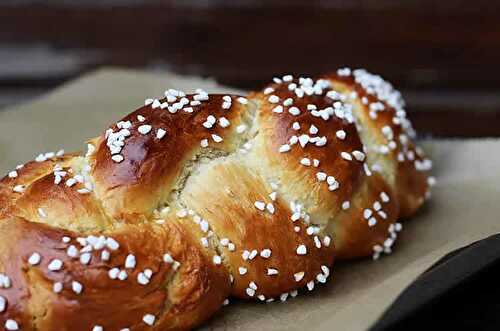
top-left (1, 0), bottom-right (499, 136)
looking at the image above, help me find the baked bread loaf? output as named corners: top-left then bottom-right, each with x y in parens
top-left (0, 68), bottom-right (434, 331)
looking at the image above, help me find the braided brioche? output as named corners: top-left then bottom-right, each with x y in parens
top-left (0, 69), bottom-right (433, 331)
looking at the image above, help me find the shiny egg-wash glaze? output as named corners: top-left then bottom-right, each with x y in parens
top-left (0, 69), bottom-right (433, 330)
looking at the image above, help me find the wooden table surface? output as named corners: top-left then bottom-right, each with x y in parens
top-left (0, 1), bottom-right (499, 137)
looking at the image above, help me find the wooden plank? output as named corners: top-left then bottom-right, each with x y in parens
top-left (1, 0), bottom-right (499, 9)
top-left (0, 2), bottom-right (498, 137)
top-left (0, 2), bottom-right (499, 89)
top-left (410, 110), bottom-right (500, 138)
top-left (0, 45), bottom-right (102, 81)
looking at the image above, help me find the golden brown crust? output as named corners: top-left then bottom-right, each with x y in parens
top-left (0, 155), bottom-right (75, 217)
top-left (326, 172), bottom-right (399, 259)
top-left (322, 70), bottom-right (431, 218)
top-left (248, 79), bottom-right (365, 224)
top-left (182, 160), bottom-right (335, 300)
top-left (90, 94), bottom-right (253, 221)
top-left (0, 217), bottom-right (229, 331)
top-left (0, 71), bottom-right (432, 330)
top-left (10, 169), bottom-right (112, 233)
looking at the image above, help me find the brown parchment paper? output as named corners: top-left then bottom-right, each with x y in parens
top-left (1, 68), bottom-right (499, 331)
